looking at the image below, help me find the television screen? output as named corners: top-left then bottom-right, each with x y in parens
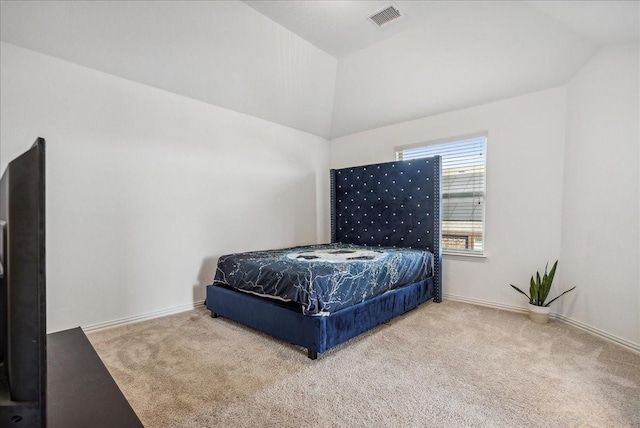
top-left (0, 138), bottom-right (46, 427)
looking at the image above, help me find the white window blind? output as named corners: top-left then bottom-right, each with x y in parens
top-left (397, 136), bottom-right (487, 254)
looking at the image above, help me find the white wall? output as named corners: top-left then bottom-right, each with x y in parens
top-left (0, 42), bottom-right (330, 333)
top-left (560, 44), bottom-right (639, 347)
top-left (330, 87), bottom-right (567, 310)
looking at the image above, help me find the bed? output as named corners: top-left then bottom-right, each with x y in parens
top-left (206, 157), bottom-right (442, 359)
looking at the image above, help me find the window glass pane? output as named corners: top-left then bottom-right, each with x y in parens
top-left (397, 136), bottom-right (486, 254)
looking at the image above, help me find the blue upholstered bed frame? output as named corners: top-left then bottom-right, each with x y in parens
top-left (206, 157), bottom-right (442, 359)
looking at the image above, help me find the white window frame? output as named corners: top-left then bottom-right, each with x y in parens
top-left (396, 133), bottom-right (487, 257)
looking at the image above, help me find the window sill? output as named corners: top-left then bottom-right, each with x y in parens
top-left (443, 251), bottom-right (487, 260)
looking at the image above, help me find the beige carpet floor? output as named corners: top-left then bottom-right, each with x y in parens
top-left (88, 301), bottom-right (640, 427)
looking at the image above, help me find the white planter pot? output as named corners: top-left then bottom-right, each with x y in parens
top-left (528, 304), bottom-right (551, 324)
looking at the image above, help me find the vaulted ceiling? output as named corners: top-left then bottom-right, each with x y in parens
top-left (1, 1), bottom-right (638, 139)
top-left (246, 1), bottom-right (640, 59)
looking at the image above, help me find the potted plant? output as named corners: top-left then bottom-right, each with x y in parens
top-left (510, 260), bottom-right (576, 324)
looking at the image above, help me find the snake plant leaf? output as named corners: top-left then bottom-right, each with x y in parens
top-left (539, 274), bottom-right (551, 304)
top-left (530, 275), bottom-right (540, 305)
top-left (539, 261), bottom-right (558, 305)
top-left (547, 261), bottom-right (558, 289)
top-left (510, 284), bottom-right (531, 302)
top-left (529, 276), bottom-right (535, 303)
top-left (545, 286), bottom-right (576, 306)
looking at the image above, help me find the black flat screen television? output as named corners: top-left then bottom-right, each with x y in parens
top-left (0, 138), bottom-right (46, 427)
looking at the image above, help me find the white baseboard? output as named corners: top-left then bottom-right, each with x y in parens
top-left (83, 294), bottom-right (640, 355)
top-left (82, 300), bottom-right (206, 333)
top-left (444, 293), bottom-right (640, 355)
top-left (553, 313), bottom-right (640, 355)
top-left (444, 293), bottom-right (530, 315)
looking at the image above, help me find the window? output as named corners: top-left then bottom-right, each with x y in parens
top-left (397, 135), bottom-right (487, 255)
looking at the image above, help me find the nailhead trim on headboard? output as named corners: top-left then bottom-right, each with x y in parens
top-left (330, 157), bottom-right (442, 302)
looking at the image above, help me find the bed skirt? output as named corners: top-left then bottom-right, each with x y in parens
top-left (206, 276), bottom-right (435, 358)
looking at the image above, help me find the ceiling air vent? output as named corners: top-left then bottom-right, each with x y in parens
top-left (368, 3), bottom-right (403, 28)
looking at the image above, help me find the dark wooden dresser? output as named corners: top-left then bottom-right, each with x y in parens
top-left (47, 327), bottom-right (143, 428)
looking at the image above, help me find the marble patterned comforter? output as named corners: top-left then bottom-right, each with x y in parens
top-left (212, 243), bottom-right (433, 315)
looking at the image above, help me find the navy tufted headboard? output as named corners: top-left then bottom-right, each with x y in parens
top-left (330, 157), bottom-right (442, 302)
